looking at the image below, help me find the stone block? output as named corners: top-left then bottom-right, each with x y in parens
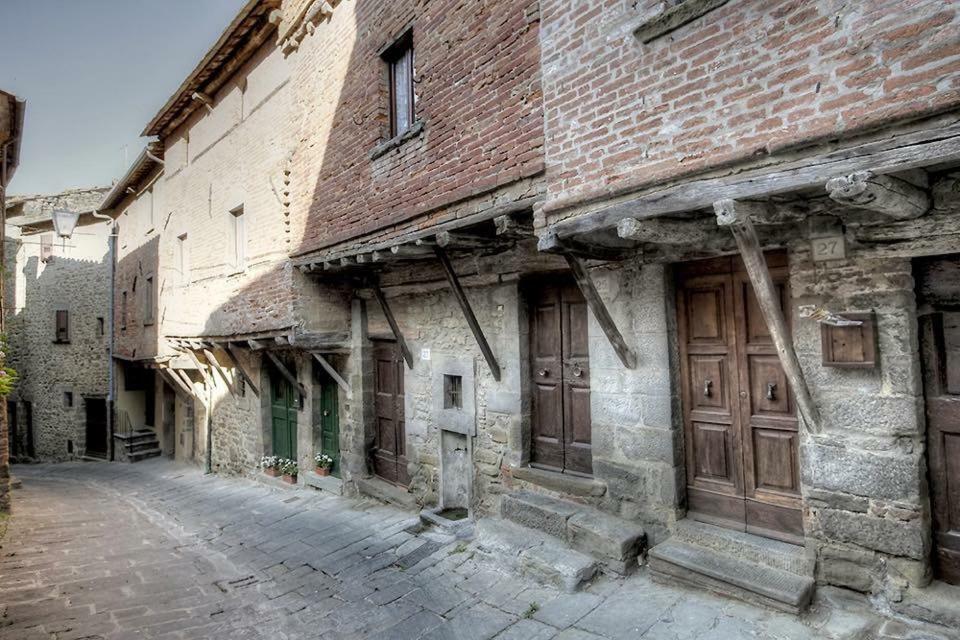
top-left (810, 508), bottom-right (926, 560)
top-left (519, 541), bottom-right (597, 593)
top-left (567, 510), bottom-right (645, 564)
top-left (501, 491), bottom-right (578, 540)
top-left (818, 545), bottom-right (876, 593)
top-left (801, 443), bottom-right (922, 502)
top-left (614, 425), bottom-right (679, 465)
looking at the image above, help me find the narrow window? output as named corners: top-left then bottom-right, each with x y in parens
top-left (55, 309), bottom-right (69, 343)
top-left (143, 276), bottom-right (155, 325)
top-left (96, 317), bottom-right (105, 337)
top-left (63, 391), bottom-right (73, 408)
top-left (385, 33), bottom-right (414, 137)
top-left (230, 206), bottom-right (245, 271)
top-left (40, 234), bottom-right (53, 262)
top-left (121, 291), bottom-right (128, 331)
top-left (444, 374), bottom-right (463, 409)
top-left (177, 233), bottom-right (189, 281)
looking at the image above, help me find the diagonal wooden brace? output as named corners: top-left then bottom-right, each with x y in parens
top-left (434, 246), bottom-right (501, 381)
top-left (311, 352), bottom-right (352, 399)
top-left (222, 345), bottom-right (260, 398)
top-left (371, 281), bottom-right (415, 369)
top-left (714, 198), bottom-right (821, 433)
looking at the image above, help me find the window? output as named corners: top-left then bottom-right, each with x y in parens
top-left (54, 310), bottom-right (69, 343)
top-left (176, 233), bottom-right (190, 281)
top-left (96, 317), bottom-right (105, 337)
top-left (385, 33), bottom-right (414, 137)
top-left (230, 206), bottom-right (246, 271)
top-left (444, 374), bottom-right (463, 409)
top-left (143, 276), bottom-right (155, 325)
top-left (40, 234), bottom-right (53, 262)
top-left (63, 391), bottom-right (73, 408)
top-left (120, 291), bottom-right (128, 331)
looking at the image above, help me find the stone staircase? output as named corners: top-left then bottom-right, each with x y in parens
top-left (115, 429), bottom-right (162, 463)
top-left (648, 519), bottom-right (816, 614)
top-left (475, 490), bottom-right (646, 592)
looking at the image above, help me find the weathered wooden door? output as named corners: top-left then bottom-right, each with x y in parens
top-left (85, 398), bottom-right (108, 458)
top-left (528, 277), bottom-right (592, 476)
top-left (917, 255), bottom-right (960, 585)
top-left (315, 366), bottom-right (341, 478)
top-left (270, 365), bottom-right (298, 460)
top-left (676, 253), bottom-right (802, 543)
top-left (373, 340), bottom-right (408, 486)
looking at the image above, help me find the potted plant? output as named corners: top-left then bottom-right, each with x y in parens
top-left (314, 453), bottom-right (334, 476)
top-left (260, 455), bottom-right (281, 477)
top-left (281, 459), bottom-right (298, 484)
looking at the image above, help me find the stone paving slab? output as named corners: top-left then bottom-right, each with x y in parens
top-left (0, 459), bottom-right (957, 640)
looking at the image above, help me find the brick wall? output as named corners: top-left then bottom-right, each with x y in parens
top-left (285, 0), bottom-right (544, 256)
top-left (540, 0), bottom-right (960, 219)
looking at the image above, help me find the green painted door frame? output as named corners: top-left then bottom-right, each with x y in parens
top-left (319, 377), bottom-right (340, 477)
top-left (270, 366), bottom-right (297, 460)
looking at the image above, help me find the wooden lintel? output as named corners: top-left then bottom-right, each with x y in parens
top-left (826, 170), bottom-right (931, 219)
top-left (203, 348), bottom-right (239, 398)
top-left (371, 282), bottom-right (415, 369)
top-left (390, 244), bottom-right (432, 259)
top-left (311, 352), bottom-right (352, 399)
top-left (436, 230), bottom-right (498, 250)
top-left (274, 335), bottom-right (290, 347)
top-left (265, 350), bottom-right (306, 397)
top-left (224, 345), bottom-right (261, 397)
top-left (564, 254), bottom-right (638, 370)
top-left (714, 199), bottom-right (821, 433)
top-left (537, 229), bottom-right (630, 260)
top-left (433, 246), bottom-right (502, 381)
top-left (616, 217), bottom-right (716, 245)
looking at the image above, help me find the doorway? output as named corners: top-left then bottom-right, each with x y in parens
top-left (526, 275), bottom-right (592, 476)
top-left (916, 254), bottom-right (960, 585)
top-left (675, 252), bottom-right (802, 544)
top-left (269, 361), bottom-right (298, 460)
top-left (313, 363), bottom-right (340, 477)
top-left (372, 339), bottom-right (408, 486)
top-left (161, 385), bottom-right (176, 458)
top-left (85, 398), bottom-right (108, 459)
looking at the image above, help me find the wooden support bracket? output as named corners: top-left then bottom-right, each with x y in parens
top-left (158, 366), bottom-right (193, 401)
top-left (434, 246), bottom-right (502, 381)
top-left (182, 349), bottom-right (214, 388)
top-left (265, 350), bottom-right (306, 397)
top-left (825, 170), bottom-right (930, 219)
top-left (714, 198), bottom-right (821, 433)
top-left (203, 348), bottom-right (239, 398)
top-left (311, 352), bottom-right (352, 399)
top-left (371, 282), bottom-right (415, 369)
top-left (564, 254), bottom-right (638, 370)
top-left (172, 369), bottom-right (207, 408)
top-left (223, 345), bottom-right (261, 398)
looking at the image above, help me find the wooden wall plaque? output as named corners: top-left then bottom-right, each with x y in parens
top-left (821, 312), bottom-right (877, 368)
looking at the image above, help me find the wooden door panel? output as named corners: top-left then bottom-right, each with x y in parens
top-left (686, 288), bottom-right (727, 344)
top-left (752, 428), bottom-right (799, 493)
top-left (690, 355), bottom-right (730, 414)
top-left (748, 355), bottom-right (792, 417)
top-left (692, 422), bottom-right (735, 485)
top-left (373, 341), bottom-right (407, 486)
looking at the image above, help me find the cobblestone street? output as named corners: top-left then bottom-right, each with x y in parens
top-left (0, 460), bottom-right (956, 640)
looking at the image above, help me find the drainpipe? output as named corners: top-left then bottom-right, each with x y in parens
top-left (91, 212), bottom-right (116, 461)
top-left (205, 381), bottom-right (213, 474)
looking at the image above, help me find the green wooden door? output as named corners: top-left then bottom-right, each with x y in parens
top-left (319, 378), bottom-right (340, 477)
top-left (270, 369), bottom-right (297, 460)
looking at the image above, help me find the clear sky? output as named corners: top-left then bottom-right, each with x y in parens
top-left (1, 0), bottom-right (249, 196)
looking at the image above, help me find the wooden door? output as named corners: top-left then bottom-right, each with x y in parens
top-left (373, 340), bottom-right (408, 486)
top-left (270, 365), bottom-right (298, 460)
top-left (314, 366), bottom-right (341, 478)
top-left (528, 277), bottom-right (592, 476)
top-left (676, 253), bottom-right (802, 543)
top-left (917, 254), bottom-right (960, 585)
top-left (85, 398), bottom-right (108, 458)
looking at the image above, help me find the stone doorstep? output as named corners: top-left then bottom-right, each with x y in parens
top-left (673, 519), bottom-right (816, 576)
top-left (500, 491), bottom-right (646, 574)
top-left (648, 539), bottom-right (816, 615)
top-left (419, 508), bottom-right (474, 540)
top-left (355, 476), bottom-right (419, 512)
top-left (303, 470), bottom-right (342, 495)
top-left (890, 580), bottom-right (960, 630)
top-left (510, 465), bottom-right (607, 497)
top-left (475, 518), bottom-right (598, 593)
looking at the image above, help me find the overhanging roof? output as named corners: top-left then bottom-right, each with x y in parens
top-left (140, 0), bottom-right (280, 138)
top-left (98, 143), bottom-right (164, 212)
top-left (0, 89), bottom-right (26, 182)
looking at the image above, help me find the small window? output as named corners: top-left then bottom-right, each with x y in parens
top-left (54, 309), bottom-right (69, 343)
top-left (143, 276), bottom-right (155, 325)
top-left (120, 291), bottom-right (128, 331)
top-left (96, 317), bottom-right (105, 337)
top-left (384, 33), bottom-right (414, 137)
top-left (63, 391), bottom-right (73, 408)
top-left (230, 207), bottom-right (246, 271)
top-left (40, 234), bottom-right (53, 262)
top-left (444, 374), bottom-right (463, 409)
top-left (177, 233), bottom-right (190, 281)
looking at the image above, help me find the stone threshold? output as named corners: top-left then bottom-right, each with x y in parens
top-left (303, 470), bottom-right (342, 495)
top-left (356, 475), bottom-right (419, 511)
top-left (510, 465), bottom-right (607, 497)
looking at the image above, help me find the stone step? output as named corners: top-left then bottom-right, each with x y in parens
top-left (500, 491), bottom-right (645, 574)
top-left (475, 518), bottom-right (597, 592)
top-left (128, 448), bottom-right (162, 462)
top-left (648, 539), bottom-right (815, 614)
top-left (673, 519), bottom-right (815, 576)
top-left (891, 580), bottom-right (960, 630)
top-left (126, 439), bottom-right (160, 453)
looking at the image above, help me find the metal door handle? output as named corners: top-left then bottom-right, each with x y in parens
top-left (322, 410), bottom-right (330, 417)
top-left (703, 380), bottom-right (712, 397)
top-left (766, 382), bottom-right (777, 401)
top-left (572, 365), bottom-right (583, 378)
top-left (538, 369), bottom-right (549, 377)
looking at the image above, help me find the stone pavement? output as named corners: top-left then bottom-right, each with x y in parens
top-left (0, 460), bottom-right (956, 640)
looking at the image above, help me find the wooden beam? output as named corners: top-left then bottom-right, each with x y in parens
top-left (549, 119), bottom-right (960, 240)
top-left (433, 246), bottom-right (502, 381)
top-left (311, 352), bottom-right (352, 399)
top-left (826, 170), bottom-right (931, 219)
top-left (436, 231), bottom-right (499, 250)
top-left (714, 199), bottom-right (821, 433)
top-left (247, 339), bottom-right (267, 350)
top-left (564, 254), bottom-right (638, 370)
top-left (203, 348), bottom-right (239, 398)
top-left (616, 217), bottom-right (716, 245)
top-left (182, 349), bottom-right (214, 388)
top-left (224, 345), bottom-right (260, 397)
top-left (371, 282), bottom-right (415, 369)
top-left (390, 244), bottom-right (433, 258)
top-left (265, 350), bottom-right (306, 397)
top-left (158, 366), bottom-right (193, 400)
top-left (538, 229), bottom-right (632, 260)
top-left (173, 369), bottom-right (207, 408)
top-left (495, 213), bottom-right (534, 237)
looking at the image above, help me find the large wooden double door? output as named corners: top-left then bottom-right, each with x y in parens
top-left (676, 253), bottom-right (803, 543)
top-left (528, 276), bottom-right (592, 476)
top-left (917, 255), bottom-right (960, 585)
top-left (373, 339), bottom-right (409, 486)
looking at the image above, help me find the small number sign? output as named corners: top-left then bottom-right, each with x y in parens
top-left (811, 235), bottom-right (846, 262)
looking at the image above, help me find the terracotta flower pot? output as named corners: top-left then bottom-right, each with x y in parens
top-left (264, 467), bottom-right (280, 477)
top-left (282, 474), bottom-right (297, 484)
top-left (315, 467), bottom-right (331, 477)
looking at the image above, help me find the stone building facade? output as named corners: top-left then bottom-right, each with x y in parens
top-left (4, 188), bottom-right (112, 462)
